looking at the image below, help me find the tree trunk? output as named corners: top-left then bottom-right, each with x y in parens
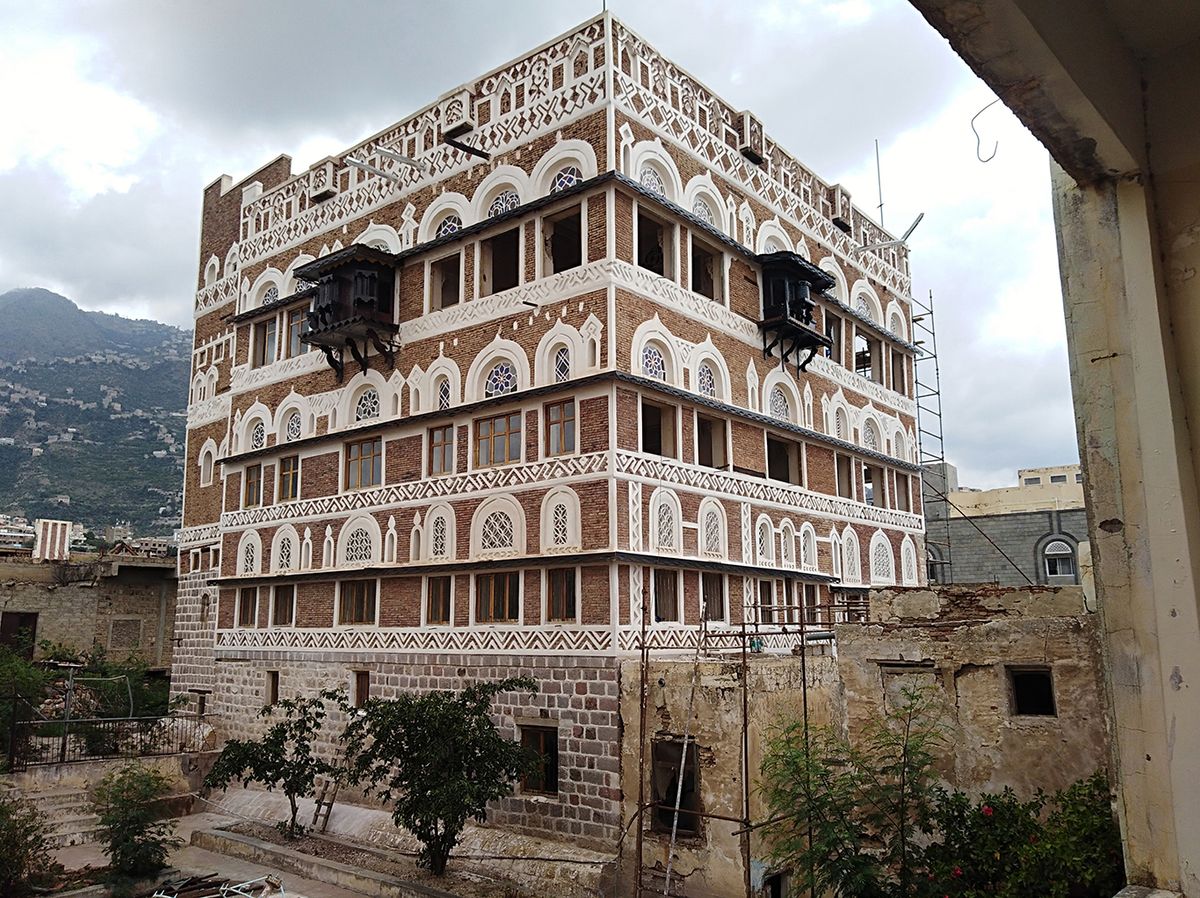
top-left (287, 794), bottom-right (299, 839)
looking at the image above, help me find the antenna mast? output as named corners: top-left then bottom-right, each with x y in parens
top-left (875, 138), bottom-right (884, 227)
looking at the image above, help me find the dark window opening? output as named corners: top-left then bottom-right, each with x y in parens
top-left (521, 725), bottom-right (559, 795)
top-left (767, 437), bottom-right (800, 485)
top-left (427, 576), bottom-right (452, 624)
top-left (546, 206), bottom-right (582, 273)
top-left (652, 740), bottom-right (700, 835)
top-left (764, 872), bottom-right (790, 898)
top-left (237, 587), bottom-right (258, 628)
top-left (1045, 551), bottom-right (1077, 578)
top-left (0, 611), bottom-right (38, 660)
top-left (252, 318), bottom-right (277, 368)
top-left (803, 583), bottom-right (821, 625)
top-left (1009, 667), bottom-right (1056, 717)
top-left (476, 571), bottom-right (521, 623)
top-left (895, 474), bottom-right (911, 513)
top-left (272, 585), bottom-right (294, 627)
top-left (641, 400), bottom-right (676, 458)
top-left (431, 253), bottom-right (461, 310)
top-left (697, 414), bottom-right (727, 469)
top-left (266, 670), bottom-right (279, 705)
top-left (758, 579), bottom-right (775, 624)
top-left (339, 580), bottom-right (376, 625)
top-left (354, 670), bottom-right (370, 708)
top-left (690, 238), bottom-right (722, 301)
top-left (855, 333), bottom-right (881, 382)
top-left (863, 464), bottom-right (885, 507)
top-left (482, 227), bottom-right (520, 296)
top-left (548, 567), bottom-right (577, 622)
top-left (653, 569), bottom-right (679, 622)
top-left (836, 454), bottom-right (854, 499)
top-left (825, 314), bottom-right (842, 364)
top-left (890, 348), bottom-right (906, 393)
top-left (702, 573), bottom-right (725, 622)
top-left (638, 210), bottom-right (672, 277)
top-left (1051, 474), bottom-right (1067, 484)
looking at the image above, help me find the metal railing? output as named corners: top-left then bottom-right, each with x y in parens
top-left (7, 712), bottom-right (208, 771)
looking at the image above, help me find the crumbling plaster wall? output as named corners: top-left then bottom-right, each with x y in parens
top-left (838, 585), bottom-right (1109, 795)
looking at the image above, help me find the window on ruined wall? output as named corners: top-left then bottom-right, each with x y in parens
top-left (475, 571), bottom-right (520, 623)
top-left (521, 726), bottom-right (559, 795)
top-left (265, 670), bottom-right (279, 705)
top-left (1008, 666), bottom-right (1057, 717)
top-left (637, 208), bottom-right (674, 278)
top-left (641, 399), bottom-right (676, 458)
top-left (1043, 540), bottom-right (1078, 581)
top-left (430, 253), bottom-right (461, 311)
top-left (651, 739), bottom-right (700, 835)
top-left (696, 413), bottom-right (727, 469)
top-left (481, 227), bottom-right (520, 297)
top-left (690, 235), bottom-right (723, 302)
top-left (545, 205), bottom-right (583, 273)
top-left (338, 579), bottom-right (377, 625)
top-left (353, 670), bottom-right (371, 708)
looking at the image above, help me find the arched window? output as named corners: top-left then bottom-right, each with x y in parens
top-left (431, 515), bottom-right (449, 559)
top-left (551, 503), bottom-right (569, 547)
top-left (842, 530), bottom-right (861, 583)
top-left (484, 361), bottom-right (517, 397)
top-left (436, 377), bottom-right (451, 410)
top-left (435, 213), bottom-right (462, 239)
top-left (355, 388), bottom-right (380, 422)
top-left (277, 536), bottom-right (294, 571)
top-left (480, 511), bottom-right (514, 553)
top-left (250, 421), bottom-right (266, 450)
top-left (780, 526), bottom-right (796, 568)
top-left (285, 412), bottom-right (302, 442)
top-left (801, 526), bottom-right (817, 571)
top-left (862, 419), bottom-right (880, 452)
top-left (889, 311), bottom-right (905, 337)
top-left (550, 165), bottom-right (582, 193)
top-left (697, 363), bottom-right (716, 398)
top-left (488, 189), bottom-right (519, 218)
top-left (769, 386), bottom-right (791, 422)
top-left (834, 408), bottom-right (849, 441)
top-left (701, 506), bottom-right (723, 557)
top-left (200, 449), bottom-right (214, 487)
top-left (1044, 539), bottom-right (1077, 580)
top-left (870, 533), bottom-right (895, 585)
top-left (553, 346), bottom-right (571, 383)
top-left (901, 539), bottom-right (918, 585)
top-left (640, 165), bottom-right (666, 196)
top-left (345, 527), bottom-right (374, 564)
top-left (692, 198), bottom-right (715, 225)
top-left (855, 295), bottom-right (875, 322)
top-left (757, 519), bottom-right (774, 565)
top-left (263, 285), bottom-right (279, 306)
top-left (656, 503), bottom-right (676, 552)
top-left (764, 238), bottom-right (783, 253)
top-left (641, 344), bottom-right (667, 381)
top-left (242, 541), bottom-right (256, 575)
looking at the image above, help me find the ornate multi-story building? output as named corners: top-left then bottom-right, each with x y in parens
top-left (176, 11), bottom-right (924, 881)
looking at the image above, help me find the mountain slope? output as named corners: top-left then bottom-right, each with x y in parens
top-left (0, 288), bottom-right (191, 534)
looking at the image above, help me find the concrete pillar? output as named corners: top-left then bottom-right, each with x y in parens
top-left (1052, 163), bottom-right (1200, 895)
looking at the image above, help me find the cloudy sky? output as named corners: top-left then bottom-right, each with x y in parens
top-left (0, 0), bottom-right (1077, 488)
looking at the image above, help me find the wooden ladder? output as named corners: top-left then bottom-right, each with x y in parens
top-left (311, 753), bottom-right (347, 833)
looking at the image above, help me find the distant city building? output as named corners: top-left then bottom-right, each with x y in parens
top-left (32, 518), bottom-right (73, 563)
top-left (924, 462), bottom-right (1087, 587)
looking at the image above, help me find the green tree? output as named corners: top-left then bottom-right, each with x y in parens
top-left (204, 689), bottom-right (343, 838)
top-left (0, 791), bottom-right (53, 896)
top-left (342, 677), bottom-right (539, 875)
top-left (93, 763), bottom-right (182, 879)
top-left (759, 687), bottom-right (947, 898)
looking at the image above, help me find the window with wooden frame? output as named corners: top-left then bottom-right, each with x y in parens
top-left (547, 567), bottom-right (576, 622)
top-left (758, 579), bottom-right (775, 624)
top-left (237, 587), bottom-right (258, 628)
top-left (475, 571), bottom-right (520, 623)
top-left (701, 572), bottom-right (725, 622)
top-left (427, 575), bottom-right (452, 625)
top-left (544, 205), bottom-right (582, 274)
top-left (345, 436), bottom-right (383, 490)
top-left (285, 307), bottom-right (307, 359)
top-left (474, 411), bottom-right (522, 468)
top-left (696, 414), bottom-right (727, 469)
top-left (653, 568), bottom-right (680, 623)
top-left (521, 725), bottom-right (559, 795)
top-left (544, 399), bottom-right (575, 456)
top-left (894, 473), bottom-right (911, 513)
top-left (835, 454), bottom-right (855, 499)
top-left (243, 464), bottom-right (262, 508)
top-left (252, 318), bottom-right (277, 368)
top-left (353, 670), bottom-right (371, 708)
top-left (430, 252), bottom-right (461, 311)
top-left (271, 584), bottom-right (295, 627)
top-left (278, 455), bottom-right (300, 502)
top-left (890, 347), bottom-right (906, 394)
top-left (641, 399), bottom-right (677, 458)
top-left (266, 670), bottom-right (279, 705)
top-left (338, 579), bottom-right (376, 625)
top-left (428, 425), bottom-right (454, 476)
top-left (689, 235), bottom-right (723, 302)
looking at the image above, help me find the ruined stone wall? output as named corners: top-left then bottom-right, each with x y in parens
top-left (838, 584), bottom-right (1109, 796)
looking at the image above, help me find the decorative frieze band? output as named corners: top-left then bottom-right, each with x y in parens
top-left (194, 275), bottom-right (239, 318)
top-left (187, 393), bottom-right (231, 429)
top-left (228, 349), bottom-right (329, 395)
top-left (177, 523), bottom-right (221, 548)
top-left (216, 624), bottom-right (615, 655)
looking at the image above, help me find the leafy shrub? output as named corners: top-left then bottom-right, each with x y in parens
top-left (342, 677), bottom-right (539, 875)
top-left (0, 791), bottom-right (53, 896)
top-left (205, 689), bottom-right (343, 838)
top-left (93, 763), bottom-right (182, 878)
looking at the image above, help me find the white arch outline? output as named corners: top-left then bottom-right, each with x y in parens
top-left (470, 165), bottom-right (532, 221)
top-left (336, 514), bottom-right (382, 567)
top-left (540, 486), bottom-right (582, 553)
top-left (649, 487), bottom-right (683, 554)
top-left (531, 139), bottom-right (599, 195)
top-left (237, 530), bottom-right (263, 576)
top-left (464, 336), bottom-right (532, 402)
top-left (471, 495), bottom-right (527, 558)
top-left (869, 530), bottom-right (896, 586)
top-left (697, 497), bottom-right (728, 558)
top-left (353, 221), bottom-right (402, 253)
top-left (425, 503), bottom-right (457, 561)
top-left (534, 321), bottom-right (585, 386)
top-left (418, 192), bottom-right (471, 243)
top-left (688, 338), bottom-right (731, 401)
top-left (270, 524), bottom-right (300, 573)
top-left (631, 315), bottom-right (682, 387)
top-left (628, 139), bottom-right (684, 203)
